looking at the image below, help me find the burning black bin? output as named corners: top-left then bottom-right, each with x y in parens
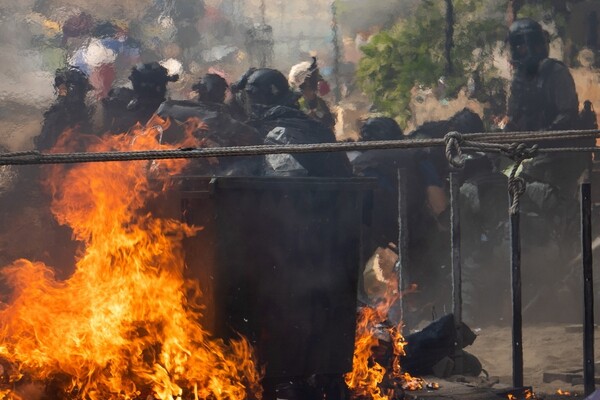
top-left (172, 176), bottom-right (375, 379)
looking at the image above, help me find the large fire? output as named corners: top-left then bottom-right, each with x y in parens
top-left (0, 117), bottom-right (262, 399)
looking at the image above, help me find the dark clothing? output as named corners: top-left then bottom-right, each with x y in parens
top-left (459, 163), bottom-right (510, 325)
top-left (402, 314), bottom-right (480, 377)
top-left (507, 58), bottom-right (579, 135)
top-left (102, 87), bottom-right (163, 134)
top-left (407, 108), bottom-right (485, 182)
top-left (408, 120), bottom-right (453, 185)
top-left (36, 100), bottom-right (93, 151)
top-left (352, 149), bottom-right (436, 251)
top-left (579, 102), bottom-right (598, 130)
top-left (353, 148), bottom-right (451, 326)
top-left (249, 105), bottom-right (352, 177)
top-left (156, 99), bottom-right (262, 146)
top-left (299, 96), bottom-right (336, 131)
top-left (156, 99), bottom-right (263, 176)
top-left (505, 57), bottom-right (589, 323)
top-left (507, 57), bottom-right (590, 196)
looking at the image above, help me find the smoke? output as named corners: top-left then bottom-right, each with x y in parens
top-left (0, 11), bottom-right (55, 150)
top-left (0, 0), bottom-right (422, 150)
top-left (336, 0), bottom-right (419, 36)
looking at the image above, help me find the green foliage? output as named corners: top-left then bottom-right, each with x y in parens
top-left (356, 0), bottom-right (507, 126)
top-left (518, 4), bottom-right (565, 37)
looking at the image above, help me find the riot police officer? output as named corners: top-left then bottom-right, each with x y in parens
top-left (234, 67), bottom-right (352, 177)
top-left (191, 73), bottom-right (228, 104)
top-left (102, 62), bottom-right (179, 134)
top-left (505, 18), bottom-right (589, 322)
top-left (505, 18), bottom-right (589, 192)
top-left (35, 66), bottom-right (94, 151)
top-left (155, 73), bottom-right (263, 175)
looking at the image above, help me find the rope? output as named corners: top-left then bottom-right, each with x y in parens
top-left (500, 142), bottom-right (539, 161)
top-left (508, 163), bottom-right (527, 216)
top-left (0, 140), bottom-right (444, 166)
top-left (442, 132), bottom-right (541, 215)
top-left (0, 129), bottom-right (598, 166)
top-left (445, 131), bottom-right (464, 168)
top-left (0, 129), bottom-right (595, 219)
top-left (496, 142), bottom-right (539, 215)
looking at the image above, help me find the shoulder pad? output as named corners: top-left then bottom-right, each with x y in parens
top-left (103, 87), bottom-right (136, 106)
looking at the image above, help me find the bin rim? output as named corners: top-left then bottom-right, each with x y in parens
top-left (171, 175), bottom-right (378, 191)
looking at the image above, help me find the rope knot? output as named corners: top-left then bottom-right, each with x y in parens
top-left (501, 142), bottom-right (539, 162)
top-left (508, 176), bottom-right (526, 215)
top-left (444, 131), bottom-right (465, 169)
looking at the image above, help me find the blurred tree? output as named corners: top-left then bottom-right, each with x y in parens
top-left (445, 0), bottom-right (454, 75)
top-left (356, 0), bottom-right (506, 126)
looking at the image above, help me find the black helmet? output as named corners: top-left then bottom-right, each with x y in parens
top-left (244, 68), bottom-right (291, 106)
top-left (192, 73), bottom-right (228, 104)
top-left (54, 66), bottom-right (91, 89)
top-left (507, 18), bottom-right (549, 73)
top-left (129, 62), bottom-right (179, 98)
top-left (54, 66), bottom-right (93, 97)
top-left (449, 108), bottom-right (484, 134)
top-left (359, 117), bottom-right (404, 141)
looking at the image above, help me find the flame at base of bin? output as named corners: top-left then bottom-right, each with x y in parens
top-left (345, 278), bottom-right (422, 399)
top-left (0, 118), bottom-right (263, 400)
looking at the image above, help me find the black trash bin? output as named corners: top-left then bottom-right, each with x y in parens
top-left (168, 176), bottom-right (374, 380)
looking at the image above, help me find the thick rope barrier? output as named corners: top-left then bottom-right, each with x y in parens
top-left (0, 129), bottom-right (598, 166)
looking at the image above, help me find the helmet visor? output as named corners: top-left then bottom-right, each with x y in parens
top-left (509, 34), bottom-right (529, 63)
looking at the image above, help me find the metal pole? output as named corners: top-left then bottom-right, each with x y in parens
top-left (510, 193), bottom-right (524, 388)
top-left (450, 172), bottom-right (463, 373)
top-left (581, 182), bottom-right (595, 396)
top-left (330, 1), bottom-right (342, 103)
top-left (397, 168), bottom-right (408, 324)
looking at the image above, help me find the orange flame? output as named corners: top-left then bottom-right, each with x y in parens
top-left (525, 389), bottom-right (536, 399)
top-left (0, 116), bottom-right (263, 399)
top-left (345, 270), bottom-right (418, 399)
top-left (557, 389), bottom-right (572, 396)
top-left (507, 389), bottom-right (537, 400)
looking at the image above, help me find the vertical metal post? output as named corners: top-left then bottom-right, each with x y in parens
top-left (581, 182), bottom-right (595, 396)
top-left (510, 193), bottom-right (524, 388)
top-left (450, 172), bottom-right (463, 372)
top-left (397, 168), bottom-right (408, 323)
top-left (330, 1), bottom-right (342, 103)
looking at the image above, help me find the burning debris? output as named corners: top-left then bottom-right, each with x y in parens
top-left (345, 309), bottom-right (412, 400)
top-left (506, 388), bottom-right (537, 400)
top-left (557, 389), bottom-right (573, 396)
top-left (0, 120), bottom-right (263, 399)
top-left (345, 273), bottom-right (427, 400)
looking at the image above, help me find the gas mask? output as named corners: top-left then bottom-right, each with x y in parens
top-left (508, 19), bottom-right (549, 75)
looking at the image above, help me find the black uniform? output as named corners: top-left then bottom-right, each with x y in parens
top-left (251, 104), bottom-right (352, 177)
top-left (353, 116), bottom-right (450, 325)
top-left (156, 99), bottom-right (263, 176)
top-left (407, 108), bottom-right (484, 182)
top-left (505, 18), bottom-right (588, 322)
top-left (238, 68), bottom-right (352, 177)
top-left (36, 66), bottom-right (94, 151)
top-left (506, 18), bottom-right (590, 196)
top-left (102, 62), bottom-right (178, 134)
top-left (459, 155), bottom-right (510, 325)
